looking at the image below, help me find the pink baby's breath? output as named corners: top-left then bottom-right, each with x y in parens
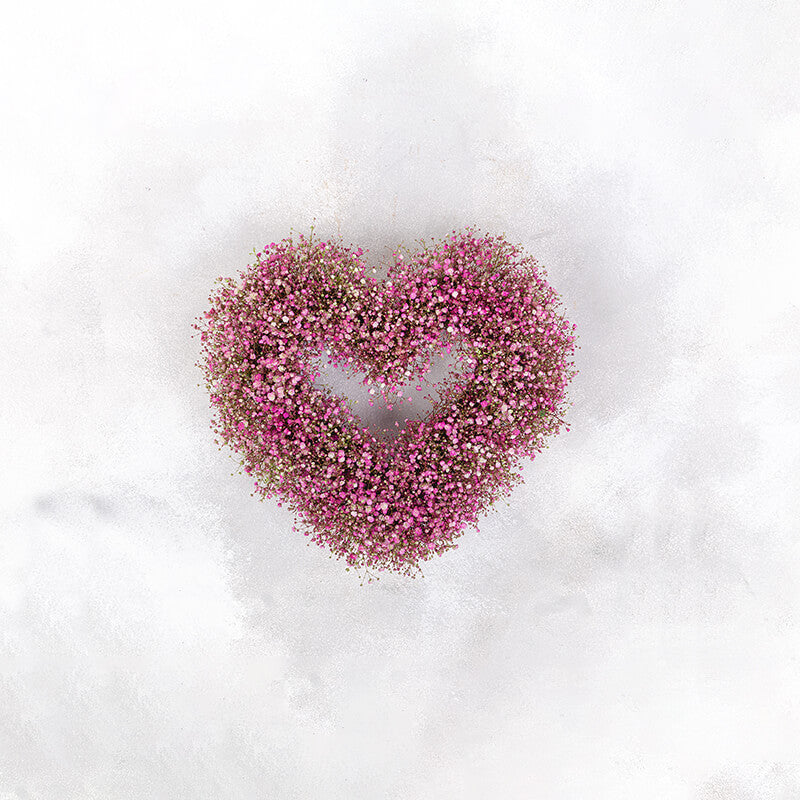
top-left (194, 227), bottom-right (578, 578)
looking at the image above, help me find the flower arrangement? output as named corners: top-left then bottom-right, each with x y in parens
top-left (195, 227), bottom-right (577, 578)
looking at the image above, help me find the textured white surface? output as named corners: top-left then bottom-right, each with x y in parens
top-left (1, 1), bottom-right (799, 798)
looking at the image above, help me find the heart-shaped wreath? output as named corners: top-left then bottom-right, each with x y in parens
top-left (196, 228), bottom-right (577, 577)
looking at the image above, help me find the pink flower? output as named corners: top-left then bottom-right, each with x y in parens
top-left (195, 227), bottom-right (577, 579)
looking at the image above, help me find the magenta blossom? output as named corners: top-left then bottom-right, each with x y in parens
top-left (195, 228), bottom-right (577, 578)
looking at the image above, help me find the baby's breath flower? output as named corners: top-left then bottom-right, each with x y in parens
top-left (194, 227), bottom-right (577, 578)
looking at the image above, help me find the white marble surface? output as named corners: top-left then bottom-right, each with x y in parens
top-left (2, 1), bottom-right (799, 798)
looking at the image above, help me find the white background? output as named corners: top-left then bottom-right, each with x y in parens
top-left (2, 1), bottom-right (799, 798)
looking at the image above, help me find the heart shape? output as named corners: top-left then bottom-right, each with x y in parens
top-left (196, 228), bottom-right (577, 576)
top-left (311, 320), bottom-right (469, 437)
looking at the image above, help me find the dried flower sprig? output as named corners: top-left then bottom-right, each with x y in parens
top-left (195, 228), bottom-right (577, 577)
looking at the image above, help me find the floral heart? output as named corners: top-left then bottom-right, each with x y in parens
top-left (196, 228), bottom-right (577, 577)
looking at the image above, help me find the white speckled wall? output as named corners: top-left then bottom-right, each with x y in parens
top-left (2, 1), bottom-right (799, 797)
